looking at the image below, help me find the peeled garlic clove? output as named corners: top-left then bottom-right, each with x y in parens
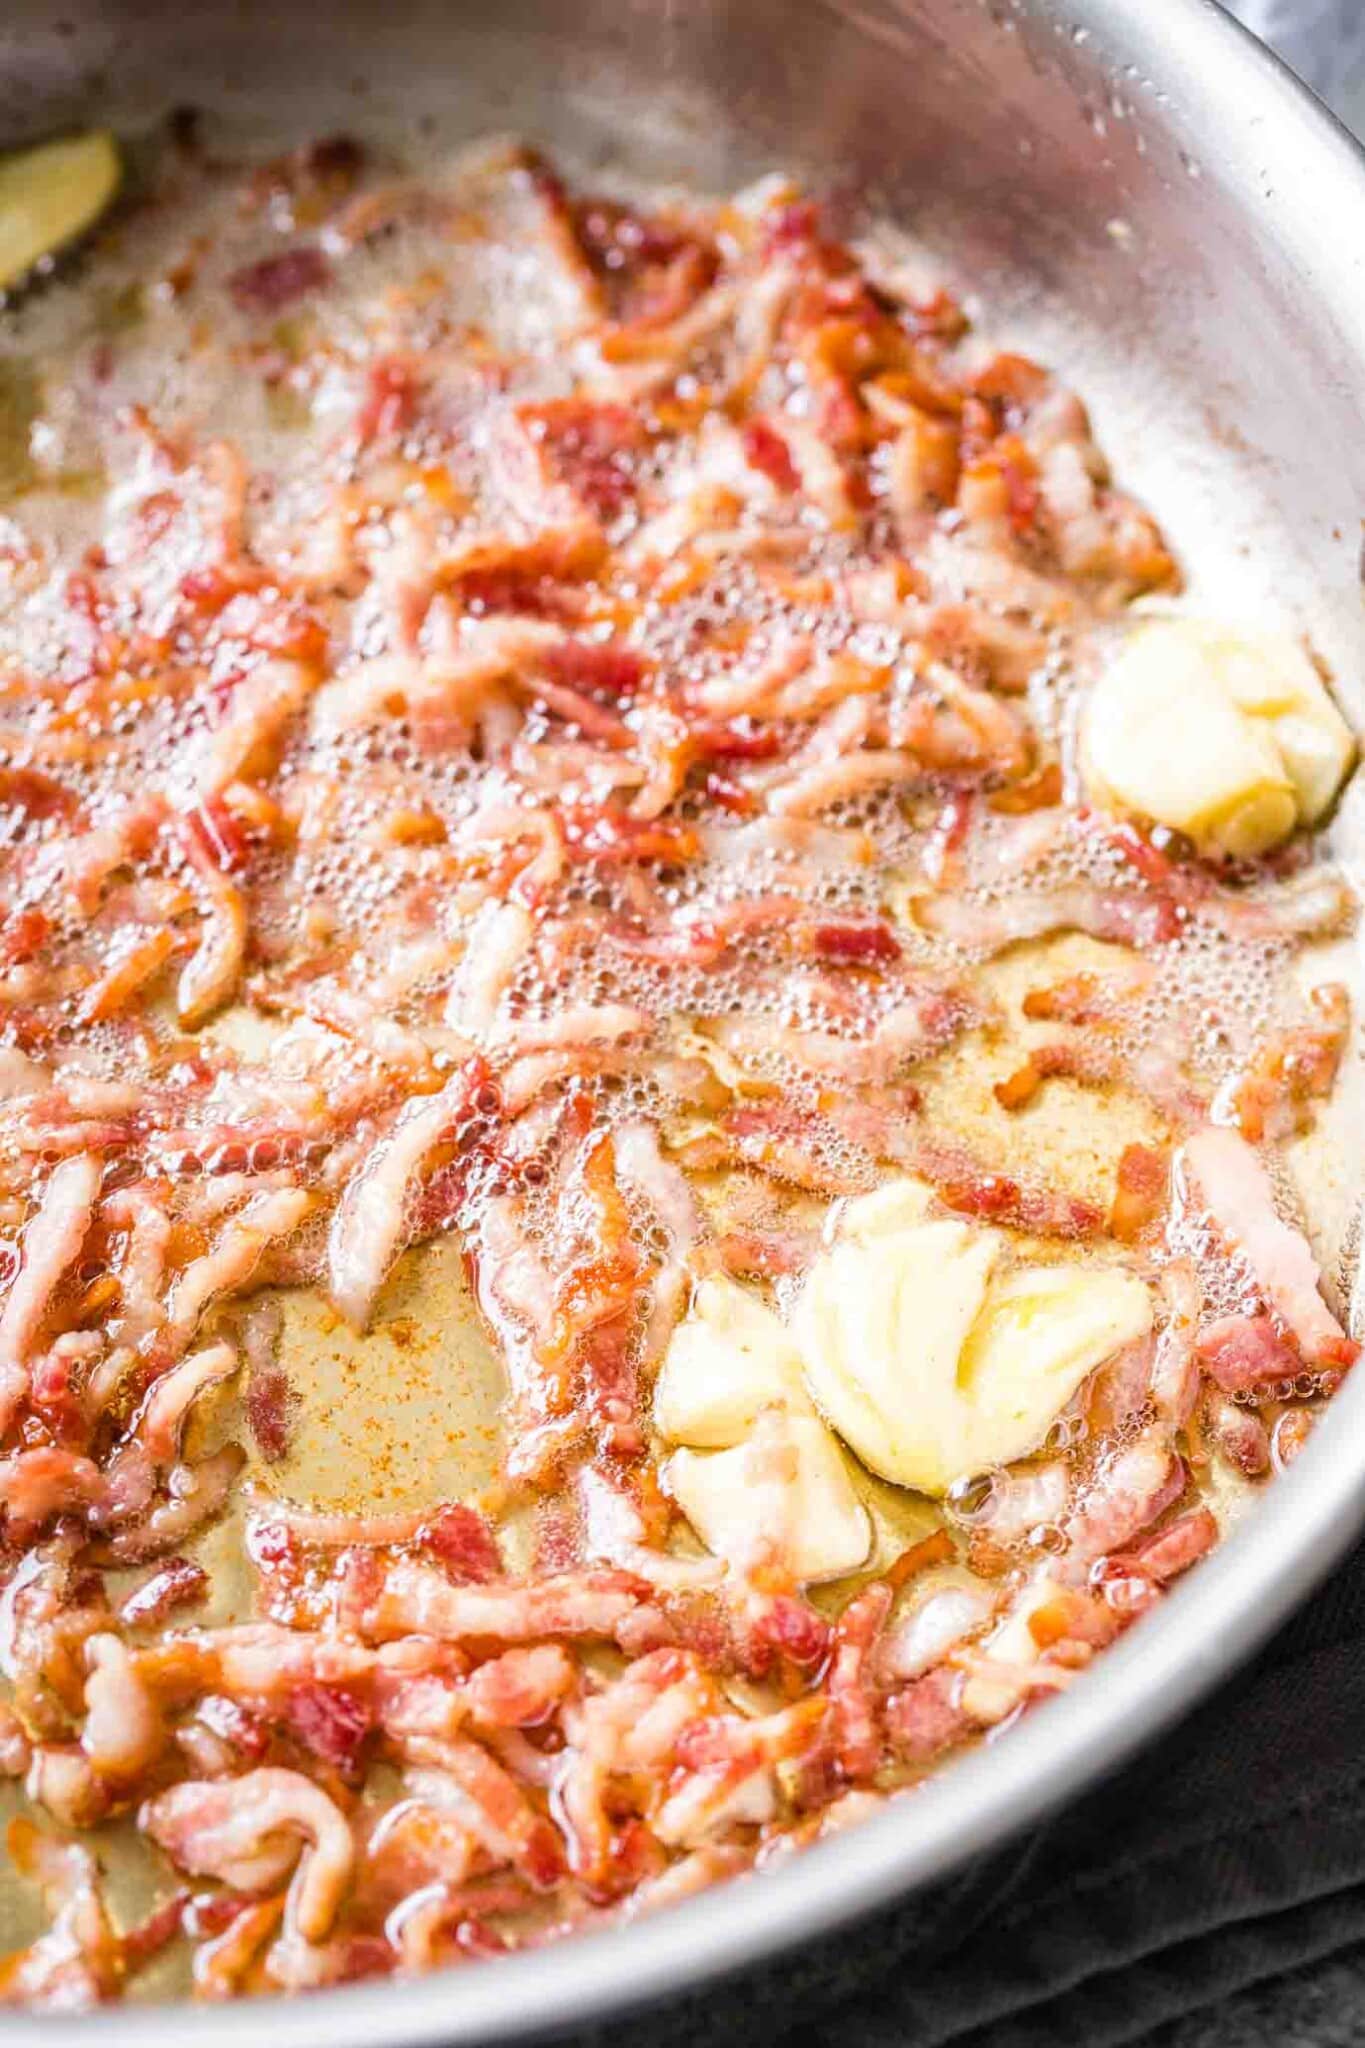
top-left (0, 131), bottom-right (122, 294)
top-left (1081, 619), bottom-right (1354, 857)
top-left (956, 1263), bottom-right (1154, 1470)
top-left (795, 1217), bottom-right (998, 1494)
top-left (662, 1410), bottom-right (871, 1584)
top-left (1214, 632), bottom-right (1356, 824)
top-left (794, 1210), bottom-right (1153, 1497)
top-left (653, 1274), bottom-right (811, 1448)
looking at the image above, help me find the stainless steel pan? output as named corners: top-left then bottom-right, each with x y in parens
top-left (2, 0), bottom-right (1364, 2039)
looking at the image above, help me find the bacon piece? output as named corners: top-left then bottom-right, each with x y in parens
top-left (740, 418), bottom-right (801, 493)
top-left (119, 1894), bottom-right (190, 1979)
top-left (559, 804), bottom-right (700, 867)
top-left (540, 1124), bottom-right (645, 1455)
top-left (24, 1744), bottom-right (108, 1831)
top-left (711, 1104), bottom-right (868, 1196)
top-left (714, 991), bottom-right (956, 1089)
top-left (1196, 1313), bottom-right (1303, 1397)
top-left (915, 882), bottom-right (1181, 955)
top-left (327, 1067), bottom-right (492, 1329)
top-left (195, 657), bottom-right (316, 801)
top-left (0, 1153), bottom-right (101, 1428)
top-left (0, 1702), bottom-right (30, 1779)
top-left (117, 1556), bottom-right (209, 1628)
top-left (1205, 1394), bottom-right (1271, 1476)
top-left (980, 1460), bottom-right (1074, 1551)
top-left (512, 398), bottom-right (648, 522)
top-left (353, 1561), bottom-right (649, 1646)
top-left (739, 1590), bottom-right (831, 1675)
top-left (355, 357), bottom-right (419, 446)
top-left (166, 1190), bottom-right (311, 1352)
top-left (0, 1449), bottom-right (108, 1530)
top-left (176, 839), bottom-right (248, 1028)
top-left (1110, 1142), bottom-right (1169, 1241)
top-left (911, 1140), bottom-right (1103, 1239)
top-left (612, 1118), bottom-right (701, 1362)
top-left (1, 1822), bottom-right (120, 2010)
top-left (1022, 968), bottom-right (1139, 1028)
top-left (810, 920), bottom-right (901, 964)
top-left (420, 1503), bottom-right (503, 1581)
top-left (1061, 1429), bottom-right (1186, 1578)
top-left (709, 1225), bottom-right (821, 1279)
top-left (228, 246), bottom-right (330, 312)
top-left (1198, 871), bottom-right (1355, 946)
top-left (1113, 1506), bottom-right (1218, 1585)
top-left (544, 638), bottom-right (645, 700)
top-left (284, 1685), bottom-right (372, 1774)
top-left (1150, 1260), bottom-right (1202, 1426)
top-left (142, 1768), bottom-right (354, 1943)
top-left (405, 1735), bottom-right (564, 1888)
top-left (1223, 984), bottom-right (1349, 1143)
top-left (132, 1341), bottom-right (238, 1469)
top-left (884, 1666), bottom-right (971, 1763)
top-left (78, 929), bottom-right (178, 1023)
top-left (0, 1048), bottom-right (49, 1100)
top-left (80, 1633), bottom-right (165, 1782)
top-left (242, 1300), bottom-right (292, 1464)
top-left (189, 1896), bottom-right (284, 2002)
top-left (880, 1586), bottom-right (995, 1683)
top-left (101, 1184), bottom-right (171, 1357)
top-left (826, 1584), bottom-right (890, 1780)
top-left (0, 906), bottom-right (51, 969)
top-left (1181, 1126), bottom-right (1356, 1369)
top-left (464, 1644), bottom-right (576, 1727)
top-left (100, 1444), bottom-right (244, 1565)
top-left (767, 745), bottom-right (924, 817)
top-left (1272, 1409), bottom-right (1316, 1471)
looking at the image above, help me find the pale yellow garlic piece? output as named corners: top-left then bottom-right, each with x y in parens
top-left (793, 1195), bottom-right (1153, 1496)
top-left (795, 1218), bottom-right (997, 1495)
top-left (956, 1263), bottom-right (1154, 1460)
top-left (1082, 619), bottom-right (1355, 858)
top-left (653, 1275), bottom-right (811, 1449)
top-left (0, 131), bottom-right (121, 293)
top-left (662, 1411), bottom-right (871, 1584)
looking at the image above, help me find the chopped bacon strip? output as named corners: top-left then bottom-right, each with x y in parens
top-left (142, 1768), bottom-right (354, 1942)
top-left (419, 1504), bottom-right (503, 1581)
top-left (284, 1685), bottom-right (373, 1774)
top-left (912, 1141), bottom-right (1103, 1239)
top-left (1182, 1126), bottom-right (1357, 1369)
top-left (118, 1558), bottom-right (210, 1629)
top-left (1111, 1506), bottom-right (1218, 1586)
top-left (826, 1585), bottom-right (890, 1780)
top-left (353, 1562), bottom-right (651, 1646)
top-left (1196, 1313), bottom-right (1303, 1397)
top-left (327, 1058), bottom-right (492, 1328)
top-left (1224, 984), bottom-right (1349, 1143)
top-left (0, 1154), bottom-right (102, 1428)
top-left (1110, 1143), bottom-right (1168, 1242)
top-left (1061, 1430), bottom-right (1186, 1577)
top-left (228, 246), bottom-right (331, 312)
top-left (885, 1667), bottom-right (972, 1763)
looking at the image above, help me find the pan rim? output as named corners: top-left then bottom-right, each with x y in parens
top-left (5, 0), bottom-right (1365, 2039)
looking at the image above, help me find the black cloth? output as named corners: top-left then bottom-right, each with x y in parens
top-left (562, 1536), bottom-right (1365, 2048)
top-left (793, 1537), bottom-right (1365, 2048)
